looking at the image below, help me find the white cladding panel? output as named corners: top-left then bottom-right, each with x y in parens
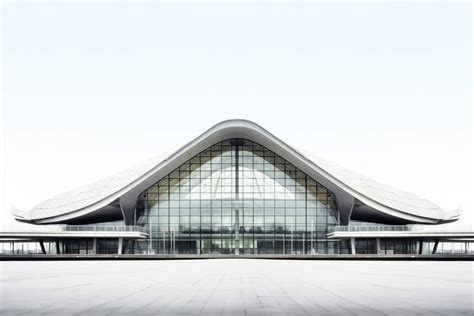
top-left (13, 120), bottom-right (458, 224)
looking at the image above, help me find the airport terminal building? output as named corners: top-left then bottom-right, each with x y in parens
top-left (4, 120), bottom-right (472, 256)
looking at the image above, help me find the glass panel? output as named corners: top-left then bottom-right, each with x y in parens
top-left (134, 139), bottom-right (339, 255)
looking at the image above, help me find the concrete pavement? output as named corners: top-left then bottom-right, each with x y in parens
top-left (0, 259), bottom-right (472, 315)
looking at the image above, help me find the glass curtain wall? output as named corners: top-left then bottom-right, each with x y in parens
top-left (133, 139), bottom-right (340, 255)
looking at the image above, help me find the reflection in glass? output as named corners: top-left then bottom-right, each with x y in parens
top-left (133, 139), bottom-right (340, 255)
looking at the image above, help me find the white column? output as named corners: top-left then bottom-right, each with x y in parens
top-left (234, 209), bottom-right (240, 255)
top-left (303, 233), bottom-right (305, 254)
top-left (350, 238), bottom-right (356, 255)
top-left (118, 237), bottom-right (123, 255)
top-left (376, 238), bottom-right (381, 255)
top-left (92, 238), bottom-right (97, 255)
top-left (162, 231), bottom-right (166, 255)
top-left (283, 233), bottom-right (286, 254)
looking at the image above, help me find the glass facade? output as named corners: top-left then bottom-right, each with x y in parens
top-left (131, 139), bottom-right (342, 255)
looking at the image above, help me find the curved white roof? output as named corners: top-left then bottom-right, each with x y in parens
top-left (13, 119), bottom-right (461, 225)
top-left (312, 156), bottom-right (446, 220)
top-left (28, 157), bottom-right (159, 221)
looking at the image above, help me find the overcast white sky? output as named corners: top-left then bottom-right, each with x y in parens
top-left (1, 2), bottom-right (472, 226)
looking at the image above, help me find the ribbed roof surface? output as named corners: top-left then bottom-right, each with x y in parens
top-left (312, 157), bottom-right (445, 220)
top-left (16, 120), bottom-right (456, 223)
top-left (29, 157), bottom-right (159, 220)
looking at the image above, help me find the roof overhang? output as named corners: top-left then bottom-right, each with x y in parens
top-left (14, 119), bottom-right (460, 225)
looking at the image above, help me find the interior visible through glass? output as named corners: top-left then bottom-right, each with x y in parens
top-left (132, 139), bottom-right (344, 255)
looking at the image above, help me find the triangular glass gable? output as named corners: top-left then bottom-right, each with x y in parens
top-left (134, 139), bottom-right (339, 255)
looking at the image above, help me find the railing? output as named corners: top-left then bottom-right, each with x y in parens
top-left (62, 225), bottom-right (147, 233)
top-left (328, 225), bottom-right (473, 233)
top-left (0, 225), bottom-right (148, 233)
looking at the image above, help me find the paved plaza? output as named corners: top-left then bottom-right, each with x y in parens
top-left (0, 259), bottom-right (473, 315)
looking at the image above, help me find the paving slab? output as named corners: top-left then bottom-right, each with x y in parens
top-left (0, 260), bottom-right (472, 315)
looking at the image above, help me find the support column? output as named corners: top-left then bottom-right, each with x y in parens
top-left (376, 238), bottom-right (381, 255)
top-left (303, 233), bottom-right (305, 254)
top-left (118, 238), bottom-right (123, 255)
top-left (171, 230), bottom-right (175, 254)
top-left (55, 241), bottom-right (60, 254)
top-left (417, 240), bottom-right (423, 255)
top-left (432, 240), bottom-right (439, 255)
top-left (290, 229), bottom-right (293, 254)
top-left (350, 238), bottom-right (356, 255)
top-left (233, 139), bottom-right (241, 256)
top-left (234, 209), bottom-right (239, 255)
top-left (92, 238), bottom-right (97, 255)
top-left (162, 231), bottom-right (166, 255)
top-left (39, 239), bottom-right (46, 255)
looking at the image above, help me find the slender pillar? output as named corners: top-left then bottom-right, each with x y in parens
top-left (171, 230), bottom-right (175, 254)
top-left (233, 140), bottom-right (241, 256)
top-left (169, 231), bottom-right (172, 254)
top-left (118, 237), bottom-right (123, 255)
top-left (162, 231), bottom-right (166, 255)
top-left (432, 240), bottom-right (439, 255)
top-left (56, 241), bottom-right (60, 254)
top-left (303, 233), bottom-right (305, 254)
top-left (170, 230), bottom-right (173, 254)
top-left (290, 229), bottom-right (293, 254)
top-left (234, 210), bottom-right (239, 255)
top-left (149, 218), bottom-right (152, 254)
top-left (92, 238), bottom-right (97, 255)
top-left (376, 238), bottom-right (381, 255)
top-left (39, 239), bottom-right (46, 255)
top-left (350, 238), bottom-right (356, 255)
